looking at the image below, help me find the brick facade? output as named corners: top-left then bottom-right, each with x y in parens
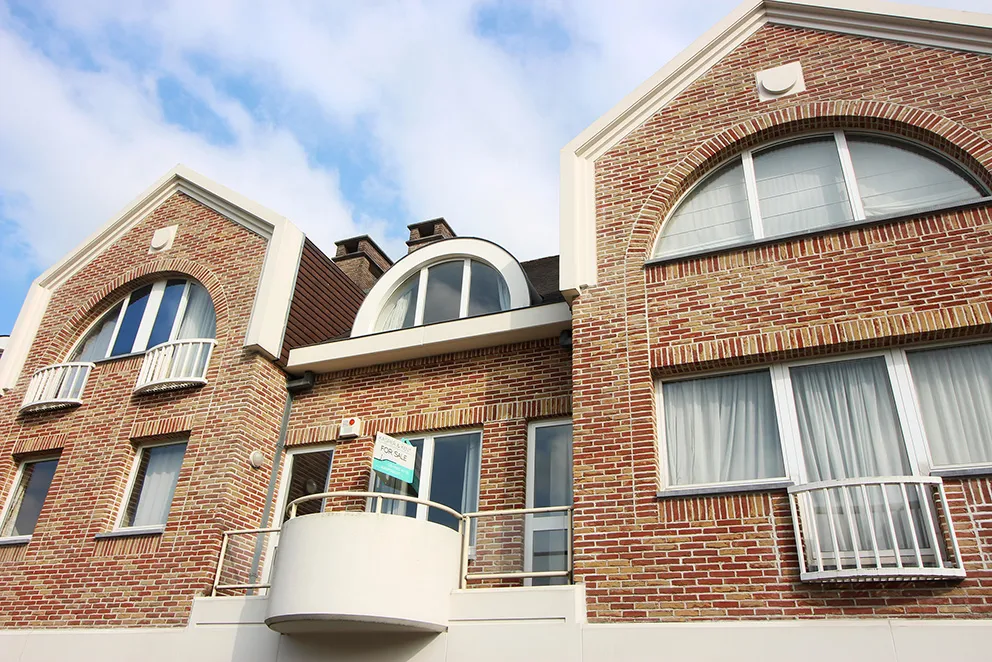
top-left (572, 25), bottom-right (992, 622)
top-left (0, 193), bottom-right (288, 627)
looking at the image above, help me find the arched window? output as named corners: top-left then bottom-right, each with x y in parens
top-left (376, 258), bottom-right (510, 331)
top-left (71, 279), bottom-right (216, 362)
top-left (653, 131), bottom-right (988, 259)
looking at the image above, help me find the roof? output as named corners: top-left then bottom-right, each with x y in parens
top-left (559, 0), bottom-right (992, 299)
top-left (522, 256), bottom-right (564, 304)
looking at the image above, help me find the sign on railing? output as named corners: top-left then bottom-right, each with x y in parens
top-left (20, 362), bottom-right (95, 413)
top-left (788, 476), bottom-right (964, 582)
top-left (134, 339), bottom-right (216, 394)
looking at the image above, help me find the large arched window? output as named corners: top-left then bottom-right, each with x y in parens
top-left (653, 131), bottom-right (988, 259)
top-left (377, 258), bottom-right (510, 331)
top-left (71, 279), bottom-right (216, 362)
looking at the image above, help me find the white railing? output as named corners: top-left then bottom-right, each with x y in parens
top-left (134, 339), bottom-right (216, 395)
top-left (788, 476), bottom-right (964, 582)
top-left (20, 362), bottom-right (95, 413)
top-left (210, 492), bottom-right (574, 595)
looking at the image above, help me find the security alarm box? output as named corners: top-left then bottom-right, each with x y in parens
top-left (339, 417), bottom-right (362, 439)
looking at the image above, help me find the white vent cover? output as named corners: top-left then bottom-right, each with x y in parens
top-left (755, 61), bottom-right (806, 101)
top-left (339, 416), bottom-right (362, 439)
top-left (149, 225), bottom-right (178, 253)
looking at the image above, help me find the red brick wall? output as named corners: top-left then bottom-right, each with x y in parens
top-left (285, 338), bottom-right (572, 581)
top-left (573, 25), bottom-right (992, 622)
top-left (0, 193), bottom-right (288, 627)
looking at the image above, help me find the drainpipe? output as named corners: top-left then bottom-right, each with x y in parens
top-left (248, 371), bottom-right (315, 588)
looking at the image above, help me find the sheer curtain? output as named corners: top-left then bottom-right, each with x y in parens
top-left (130, 443), bottom-right (186, 527)
top-left (847, 136), bottom-right (983, 217)
top-left (753, 138), bottom-right (853, 237)
top-left (908, 344), bottom-right (992, 467)
top-left (377, 276), bottom-right (419, 331)
top-left (73, 304), bottom-right (122, 362)
top-left (178, 283), bottom-right (216, 340)
top-left (663, 371), bottom-right (784, 485)
top-left (654, 161), bottom-right (753, 257)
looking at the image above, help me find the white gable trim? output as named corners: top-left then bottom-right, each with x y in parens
top-left (0, 165), bottom-right (304, 392)
top-left (559, 0), bottom-right (992, 298)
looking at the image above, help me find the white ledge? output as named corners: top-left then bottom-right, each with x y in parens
top-left (288, 303), bottom-right (572, 374)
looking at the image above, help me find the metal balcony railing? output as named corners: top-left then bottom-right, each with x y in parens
top-left (134, 339), bottom-right (216, 395)
top-left (20, 362), bottom-right (95, 413)
top-left (788, 476), bottom-right (964, 582)
top-left (210, 492), bottom-right (574, 596)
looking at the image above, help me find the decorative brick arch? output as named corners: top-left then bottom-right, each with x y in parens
top-left (46, 258), bottom-right (229, 365)
top-left (627, 100), bottom-right (992, 264)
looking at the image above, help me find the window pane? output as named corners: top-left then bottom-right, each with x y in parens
top-left (147, 280), bottom-right (187, 349)
top-left (177, 282), bottom-right (216, 340)
top-left (427, 433), bottom-right (481, 531)
top-left (533, 423), bottom-right (572, 510)
top-left (1, 459), bottom-right (58, 537)
top-left (377, 274), bottom-right (420, 331)
top-left (790, 357), bottom-right (910, 481)
top-left (373, 439), bottom-right (424, 518)
top-left (72, 303), bottom-right (122, 362)
top-left (422, 261), bottom-right (464, 325)
top-left (468, 261), bottom-right (509, 316)
top-left (848, 135), bottom-right (984, 218)
top-left (664, 371), bottom-right (784, 485)
top-left (655, 161), bottom-right (752, 257)
top-left (908, 344), bottom-right (992, 467)
top-left (754, 137), bottom-right (853, 237)
top-left (125, 443), bottom-right (186, 528)
top-left (111, 285), bottom-right (153, 356)
top-left (284, 450), bottom-right (334, 521)
top-left (531, 529), bottom-right (568, 586)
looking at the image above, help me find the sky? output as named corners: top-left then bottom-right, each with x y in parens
top-left (1, 0), bottom-right (991, 334)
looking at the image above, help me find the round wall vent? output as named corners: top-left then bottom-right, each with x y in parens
top-left (760, 68), bottom-right (798, 95)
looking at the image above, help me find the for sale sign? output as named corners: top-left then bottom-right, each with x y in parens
top-left (372, 432), bottom-right (416, 484)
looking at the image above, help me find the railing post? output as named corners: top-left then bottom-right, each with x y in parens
top-left (459, 514), bottom-right (471, 590)
top-left (212, 533), bottom-right (230, 597)
top-left (567, 506), bottom-right (574, 584)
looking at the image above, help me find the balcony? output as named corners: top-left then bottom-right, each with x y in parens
top-left (134, 339), bottom-right (216, 395)
top-left (211, 492), bottom-right (573, 634)
top-left (20, 362), bottom-right (95, 413)
top-left (788, 476), bottom-right (965, 582)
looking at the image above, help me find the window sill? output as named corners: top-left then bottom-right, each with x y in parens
top-left (0, 535), bottom-right (31, 547)
top-left (930, 465), bottom-right (992, 479)
top-left (645, 196), bottom-right (992, 268)
top-left (95, 526), bottom-right (165, 540)
top-left (657, 479), bottom-right (794, 499)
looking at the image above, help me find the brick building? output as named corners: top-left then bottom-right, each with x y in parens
top-left (2, 0), bottom-right (992, 660)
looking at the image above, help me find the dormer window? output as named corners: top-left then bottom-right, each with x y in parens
top-left (376, 259), bottom-right (510, 332)
top-left (653, 131), bottom-right (988, 259)
top-left (71, 279), bottom-right (216, 362)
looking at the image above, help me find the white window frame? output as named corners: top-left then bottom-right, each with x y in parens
top-left (69, 279), bottom-right (200, 361)
top-left (273, 443), bottom-right (336, 523)
top-left (113, 438), bottom-right (188, 534)
top-left (0, 454), bottom-right (60, 543)
top-left (524, 419), bottom-right (573, 584)
top-left (656, 343), bottom-right (992, 494)
top-left (652, 130), bottom-right (989, 261)
top-left (367, 428), bottom-right (483, 523)
top-left (382, 259), bottom-right (508, 330)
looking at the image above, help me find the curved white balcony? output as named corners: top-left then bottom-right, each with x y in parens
top-left (134, 339), bottom-right (216, 395)
top-left (20, 362), bottom-right (95, 413)
top-left (789, 476), bottom-right (964, 582)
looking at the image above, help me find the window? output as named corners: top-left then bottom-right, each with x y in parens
top-left (376, 260), bottom-right (509, 331)
top-left (0, 457), bottom-right (59, 539)
top-left (372, 430), bottom-right (481, 532)
top-left (658, 343), bottom-right (992, 491)
top-left (526, 420), bottom-right (572, 586)
top-left (119, 441), bottom-right (187, 530)
top-left (280, 446), bottom-right (334, 521)
top-left (653, 131), bottom-right (987, 259)
top-left (72, 279), bottom-right (216, 362)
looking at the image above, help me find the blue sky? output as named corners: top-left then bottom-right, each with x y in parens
top-left (1, 0), bottom-right (990, 335)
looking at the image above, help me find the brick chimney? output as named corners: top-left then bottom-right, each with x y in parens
top-left (333, 235), bottom-right (393, 293)
top-left (406, 218), bottom-right (456, 253)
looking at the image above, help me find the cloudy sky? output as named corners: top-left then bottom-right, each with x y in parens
top-left (1, 0), bottom-right (990, 334)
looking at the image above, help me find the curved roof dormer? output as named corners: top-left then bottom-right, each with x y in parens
top-left (351, 238), bottom-right (532, 338)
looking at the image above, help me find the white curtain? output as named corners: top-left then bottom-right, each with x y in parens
top-left (754, 137), bottom-right (853, 237)
top-left (664, 371), bottom-right (785, 485)
top-left (497, 274), bottom-right (510, 311)
top-left (908, 344), bottom-right (992, 467)
top-left (847, 136), bottom-right (983, 217)
top-left (131, 443), bottom-right (186, 527)
top-left (377, 276), bottom-right (418, 331)
top-left (73, 304), bottom-right (121, 361)
top-left (178, 283), bottom-right (216, 340)
top-left (655, 161), bottom-right (752, 257)
top-left (460, 434), bottom-right (481, 515)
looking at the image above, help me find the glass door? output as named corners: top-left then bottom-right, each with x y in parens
top-left (525, 420), bottom-right (572, 586)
